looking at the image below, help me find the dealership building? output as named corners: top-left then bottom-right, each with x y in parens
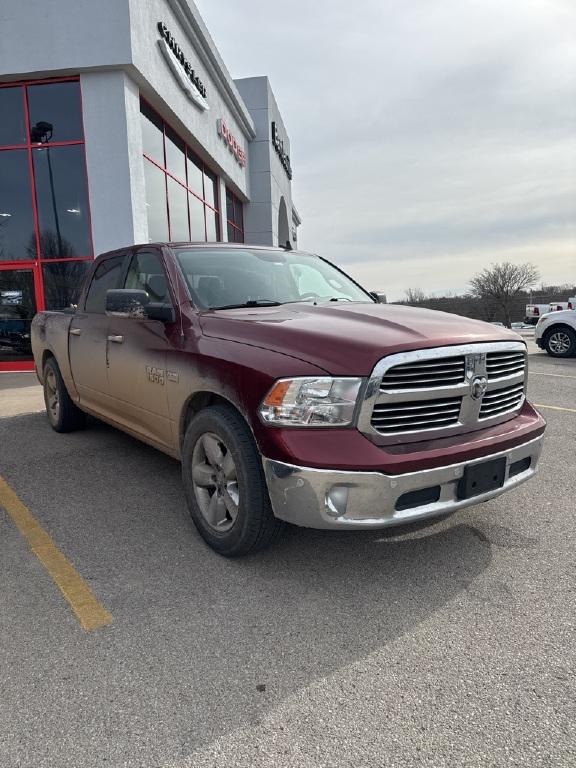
top-left (0, 0), bottom-right (300, 371)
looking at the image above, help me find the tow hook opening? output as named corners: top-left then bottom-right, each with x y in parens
top-left (395, 486), bottom-right (441, 512)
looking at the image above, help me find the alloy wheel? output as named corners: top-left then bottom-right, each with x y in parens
top-left (191, 432), bottom-right (239, 532)
top-left (548, 331), bottom-right (571, 355)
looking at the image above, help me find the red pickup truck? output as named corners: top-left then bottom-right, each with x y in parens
top-left (31, 243), bottom-right (545, 556)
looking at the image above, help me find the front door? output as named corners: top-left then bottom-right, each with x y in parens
top-left (0, 267), bottom-right (37, 371)
top-left (106, 249), bottom-right (173, 449)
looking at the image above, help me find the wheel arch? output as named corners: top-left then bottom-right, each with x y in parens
top-left (543, 323), bottom-right (576, 338)
top-left (179, 391), bottom-right (254, 453)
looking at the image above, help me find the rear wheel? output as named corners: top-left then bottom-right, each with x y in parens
top-left (43, 357), bottom-right (86, 432)
top-left (543, 327), bottom-right (576, 357)
top-left (182, 405), bottom-right (284, 556)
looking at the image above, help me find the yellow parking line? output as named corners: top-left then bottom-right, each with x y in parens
top-left (0, 476), bottom-right (112, 631)
top-left (534, 404), bottom-right (576, 413)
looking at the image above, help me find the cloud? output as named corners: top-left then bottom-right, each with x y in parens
top-left (196, 0), bottom-right (576, 299)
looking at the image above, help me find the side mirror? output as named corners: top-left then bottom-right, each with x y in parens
top-left (370, 291), bottom-right (387, 303)
top-left (105, 289), bottom-right (175, 323)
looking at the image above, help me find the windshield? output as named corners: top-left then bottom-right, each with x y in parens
top-left (173, 248), bottom-right (374, 309)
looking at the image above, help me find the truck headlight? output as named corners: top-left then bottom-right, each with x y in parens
top-left (259, 377), bottom-right (363, 426)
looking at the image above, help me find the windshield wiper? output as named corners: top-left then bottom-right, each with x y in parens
top-left (210, 299), bottom-right (283, 310)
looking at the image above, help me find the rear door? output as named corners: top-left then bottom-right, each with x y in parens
top-left (105, 248), bottom-right (174, 450)
top-left (68, 253), bottom-right (127, 413)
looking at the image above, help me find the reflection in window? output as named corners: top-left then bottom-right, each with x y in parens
top-left (141, 101), bottom-right (164, 166)
top-left (186, 152), bottom-right (204, 197)
top-left (0, 87), bottom-right (26, 146)
top-left (85, 255), bottom-right (126, 313)
top-left (188, 193), bottom-right (205, 241)
top-left (167, 178), bottom-right (189, 241)
top-left (165, 127), bottom-right (186, 182)
top-left (203, 168), bottom-right (217, 209)
top-left (140, 99), bottom-right (220, 244)
top-left (205, 209), bottom-right (218, 242)
top-left (144, 160), bottom-right (169, 241)
top-left (33, 145), bottom-right (92, 258)
top-left (0, 269), bottom-right (36, 362)
top-left (226, 188), bottom-right (244, 243)
top-left (42, 260), bottom-right (90, 310)
top-left (28, 82), bottom-right (84, 144)
top-left (0, 150), bottom-right (37, 261)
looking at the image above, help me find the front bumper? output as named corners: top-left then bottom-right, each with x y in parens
top-left (262, 435), bottom-right (543, 530)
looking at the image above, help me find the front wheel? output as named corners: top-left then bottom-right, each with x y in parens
top-left (543, 327), bottom-right (576, 357)
top-left (181, 405), bottom-right (284, 556)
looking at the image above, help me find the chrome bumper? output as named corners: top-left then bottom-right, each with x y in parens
top-left (262, 436), bottom-right (543, 530)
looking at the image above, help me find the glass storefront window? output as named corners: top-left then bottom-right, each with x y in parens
top-left (165, 127), bottom-right (186, 183)
top-left (42, 260), bottom-right (90, 310)
top-left (0, 87), bottom-right (27, 146)
top-left (144, 159), bottom-right (169, 241)
top-left (27, 82), bottom-right (83, 144)
top-left (225, 188), bottom-right (244, 243)
top-left (167, 178), bottom-right (189, 241)
top-left (0, 150), bottom-right (37, 261)
top-left (140, 99), bottom-right (221, 244)
top-left (33, 145), bottom-right (92, 257)
top-left (0, 77), bottom-right (93, 370)
top-left (188, 193), bottom-right (206, 241)
top-left (141, 101), bottom-right (164, 166)
top-left (0, 268), bottom-right (36, 363)
top-left (186, 151), bottom-right (204, 198)
top-left (203, 168), bottom-right (217, 209)
top-left (205, 209), bottom-right (218, 242)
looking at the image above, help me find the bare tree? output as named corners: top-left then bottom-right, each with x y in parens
top-left (404, 287), bottom-right (427, 303)
top-left (469, 262), bottom-right (540, 327)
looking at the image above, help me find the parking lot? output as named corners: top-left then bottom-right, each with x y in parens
top-left (1, 340), bottom-right (575, 768)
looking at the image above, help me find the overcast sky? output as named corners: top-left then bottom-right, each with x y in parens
top-left (197, 0), bottom-right (576, 300)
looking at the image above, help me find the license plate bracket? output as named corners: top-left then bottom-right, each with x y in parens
top-left (457, 457), bottom-right (506, 500)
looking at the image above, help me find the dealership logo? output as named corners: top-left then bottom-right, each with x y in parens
top-left (157, 21), bottom-right (209, 111)
top-left (271, 121), bottom-right (292, 179)
top-left (217, 119), bottom-right (246, 167)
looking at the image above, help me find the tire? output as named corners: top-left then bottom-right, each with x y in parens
top-left (43, 356), bottom-right (87, 433)
top-left (181, 405), bottom-right (284, 556)
top-left (543, 327), bottom-right (576, 357)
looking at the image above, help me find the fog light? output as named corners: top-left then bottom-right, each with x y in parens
top-left (325, 485), bottom-right (350, 517)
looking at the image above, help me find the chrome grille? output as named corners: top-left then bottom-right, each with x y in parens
top-left (479, 383), bottom-right (524, 419)
top-left (486, 350), bottom-right (526, 380)
top-left (380, 356), bottom-right (465, 390)
top-left (359, 341), bottom-right (527, 445)
top-left (371, 396), bottom-right (462, 434)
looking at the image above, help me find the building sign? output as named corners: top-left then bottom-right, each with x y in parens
top-left (217, 119), bottom-right (246, 167)
top-left (157, 21), bottom-right (209, 111)
top-left (271, 121), bottom-right (292, 180)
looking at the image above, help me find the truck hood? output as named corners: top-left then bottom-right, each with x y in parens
top-left (199, 302), bottom-right (522, 375)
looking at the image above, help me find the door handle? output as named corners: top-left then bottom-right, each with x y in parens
top-left (69, 328), bottom-right (81, 336)
top-left (107, 335), bottom-right (124, 344)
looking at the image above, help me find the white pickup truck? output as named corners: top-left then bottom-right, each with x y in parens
top-left (535, 309), bottom-right (576, 357)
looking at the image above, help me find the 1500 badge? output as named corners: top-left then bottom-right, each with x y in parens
top-left (146, 366), bottom-right (165, 385)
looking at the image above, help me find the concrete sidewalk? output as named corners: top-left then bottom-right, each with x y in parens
top-left (0, 373), bottom-right (44, 418)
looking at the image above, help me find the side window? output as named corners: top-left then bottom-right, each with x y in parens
top-left (124, 250), bottom-right (171, 304)
top-left (84, 255), bottom-right (126, 313)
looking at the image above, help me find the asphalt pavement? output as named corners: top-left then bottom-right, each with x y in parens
top-left (0, 342), bottom-right (575, 767)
